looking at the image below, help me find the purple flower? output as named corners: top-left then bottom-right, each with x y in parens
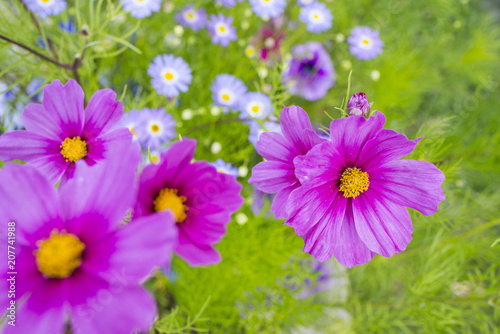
top-left (148, 54), bottom-right (193, 98)
top-left (59, 17), bottom-right (76, 33)
top-left (297, 260), bottom-right (340, 299)
top-left (299, 2), bottom-right (333, 33)
top-left (133, 139), bottom-right (244, 266)
top-left (239, 92), bottom-right (273, 120)
top-left (175, 6), bottom-right (207, 31)
top-left (26, 77), bottom-right (44, 102)
top-left (143, 146), bottom-right (168, 166)
top-left (0, 79), bottom-right (132, 185)
top-left (23, 0), bottom-right (66, 19)
top-left (283, 42), bottom-right (335, 101)
top-left (0, 145), bottom-right (177, 333)
top-left (249, 106), bottom-right (325, 219)
top-left (347, 92), bottom-right (371, 116)
top-left (249, 0), bottom-right (287, 19)
top-left (0, 82), bottom-right (12, 118)
top-left (286, 112), bottom-right (445, 267)
top-left (136, 108), bottom-right (176, 150)
top-left (118, 109), bottom-right (145, 142)
top-left (251, 184), bottom-right (274, 215)
top-left (207, 14), bottom-right (238, 47)
top-left (248, 118), bottom-right (282, 147)
top-left (297, 0), bottom-right (316, 6)
top-left (217, 0), bottom-right (244, 7)
top-left (121, 0), bottom-right (162, 19)
top-left (211, 74), bottom-right (247, 110)
top-left (210, 158), bottom-right (239, 177)
top-left (347, 26), bottom-right (384, 60)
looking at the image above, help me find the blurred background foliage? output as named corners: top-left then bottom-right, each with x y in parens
top-left (1, 0), bottom-right (499, 333)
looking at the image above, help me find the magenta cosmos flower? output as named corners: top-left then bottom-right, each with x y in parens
top-left (134, 139), bottom-right (244, 266)
top-left (0, 145), bottom-right (177, 333)
top-left (347, 92), bottom-right (371, 116)
top-left (286, 112), bottom-right (445, 267)
top-left (0, 79), bottom-right (132, 185)
top-left (249, 106), bottom-right (326, 219)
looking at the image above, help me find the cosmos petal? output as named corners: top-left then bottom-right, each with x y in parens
top-left (333, 202), bottom-right (376, 268)
top-left (82, 89), bottom-right (124, 140)
top-left (329, 111), bottom-right (386, 166)
top-left (369, 159), bottom-right (446, 215)
top-left (352, 192), bottom-right (413, 258)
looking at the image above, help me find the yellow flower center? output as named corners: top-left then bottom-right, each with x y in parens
top-left (154, 188), bottom-right (188, 223)
top-left (314, 14), bottom-right (319, 19)
top-left (363, 39), bottom-right (370, 45)
top-left (151, 124), bottom-right (160, 133)
top-left (251, 105), bottom-right (260, 113)
top-left (60, 136), bottom-right (87, 163)
top-left (130, 127), bottom-right (137, 136)
top-left (187, 12), bottom-right (194, 19)
top-left (222, 94), bottom-right (230, 101)
top-left (165, 72), bottom-right (174, 80)
top-left (35, 231), bottom-right (85, 279)
top-left (151, 156), bottom-right (159, 163)
top-left (339, 168), bottom-right (369, 198)
top-left (219, 26), bottom-right (226, 33)
top-left (245, 46), bottom-right (255, 57)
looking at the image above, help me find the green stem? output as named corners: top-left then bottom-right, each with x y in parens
top-left (0, 33), bottom-right (72, 70)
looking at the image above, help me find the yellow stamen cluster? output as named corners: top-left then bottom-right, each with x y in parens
top-left (339, 168), bottom-right (369, 198)
top-left (35, 231), bottom-right (85, 279)
top-left (60, 136), bottom-right (87, 163)
top-left (151, 124), bottom-right (160, 133)
top-left (219, 26), bottom-right (226, 33)
top-left (165, 72), bottom-right (174, 80)
top-left (245, 46), bottom-right (255, 58)
top-left (222, 94), bottom-right (230, 101)
top-left (251, 105), bottom-right (260, 113)
top-left (363, 39), bottom-right (370, 45)
top-left (154, 188), bottom-right (188, 223)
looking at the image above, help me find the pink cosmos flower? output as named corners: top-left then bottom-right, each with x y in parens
top-left (0, 79), bottom-right (132, 185)
top-left (0, 145), bottom-right (177, 333)
top-left (133, 138), bottom-right (244, 266)
top-left (248, 106), bottom-right (326, 219)
top-left (287, 112), bottom-right (445, 267)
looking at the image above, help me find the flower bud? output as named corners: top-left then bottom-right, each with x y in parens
top-left (347, 92), bottom-right (370, 116)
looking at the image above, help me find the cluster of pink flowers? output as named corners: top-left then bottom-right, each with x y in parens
top-left (0, 80), bottom-right (243, 333)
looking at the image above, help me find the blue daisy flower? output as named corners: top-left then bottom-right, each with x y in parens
top-left (23, 0), bottom-right (66, 19)
top-left (148, 54), bottom-right (193, 98)
top-left (210, 159), bottom-right (239, 177)
top-left (239, 92), bottom-right (273, 120)
top-left (248, 0), bottom-right (287, 19)
top-left (210, 74), bottom-right (247, 111)
top-left (122, 0), bottom-right (162, 19)
top-left (136, 108), bottom-right (177, 150)
top-left (299, 2), bottom-right (333, 33)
